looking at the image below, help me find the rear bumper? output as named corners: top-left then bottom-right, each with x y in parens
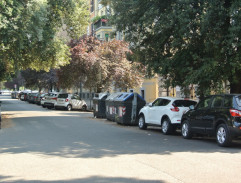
top-left (229, 126), bottom-right (241, 137)
top-left (44, 102), bottom-right (54, 108)
top-left (55, 103), bottom-right (68, 108)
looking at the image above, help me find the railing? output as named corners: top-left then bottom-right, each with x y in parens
top-left (94, 19), bottom-right (112, 31)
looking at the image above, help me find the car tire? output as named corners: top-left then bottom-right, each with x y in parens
top-left (138, 115), bottom-right (147, 130)
top-left (216, 124), bottom-right (232, 147)
top-left (181, 120), bottom-right (192, 139)
top-left (82, 105), bottom-right (87, 111)
top-left (67, 104), bottom-right (72, 111)
top-left (162, 118), bottom-right (173, 135)
top-left (47, 106), bottom-right (52, 109)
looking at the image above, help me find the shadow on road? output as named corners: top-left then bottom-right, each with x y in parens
top-left (0, 175), bottom-right (164, 183)
top-left (0, 113), bottom-right (241, 160)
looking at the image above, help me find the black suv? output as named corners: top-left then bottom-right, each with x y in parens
top-left (181, 94), bottom-right (241, 147)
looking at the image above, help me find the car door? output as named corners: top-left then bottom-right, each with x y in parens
top-left (205, 96), bottom-right (224, 134)
top-left (146, 98), bottom-right (161, 124)
top-left (148, 98), bottom-right (170, 125)
top-left (189, 96), bottom-right (213, 133)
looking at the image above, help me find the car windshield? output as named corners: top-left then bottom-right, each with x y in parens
top-left (58, 94), bottom-right (68, 98)
top-left (172, 100), bottom-right (197, 107)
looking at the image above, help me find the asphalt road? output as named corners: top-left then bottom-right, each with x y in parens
top-left (0, 95), bottom-right (241, 183)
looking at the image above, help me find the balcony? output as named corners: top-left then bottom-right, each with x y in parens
top-left (94, 19), bottom-right (112, 32)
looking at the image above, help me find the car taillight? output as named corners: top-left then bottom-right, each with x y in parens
top-left (230, 109), bottom-right (241, 117)
top-left (52, 97), bottom-right (57, 101)
top-left (65, 98), bottom-right (69, 102)
top-left (171, 105), bottom-right (179, 112)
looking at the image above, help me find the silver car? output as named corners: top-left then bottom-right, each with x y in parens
top-left (55, 93), bottom-right (87, 111)
top-left (43, 92), bottom-right (59, 109)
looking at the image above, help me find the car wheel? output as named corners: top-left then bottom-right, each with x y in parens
top-left (82, 105), bottom-right (87, 111)
top-left (181, 120), bottom-right (192, 139)
top-left (67, 104), bottom-right (72, 111)
top-left (162, 118), bottom-right (173, 135)
top-left (47, 106), bottom-right (52, 109)
top-left (216, 124), bottom-right (232, 147)
top-left (138, 115), bottom-right (147, 130)
top-left (42, 105), bottom-right (46, 108)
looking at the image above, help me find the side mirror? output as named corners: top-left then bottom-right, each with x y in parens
top-left (148, 103), bottom-right (153, 107)
top-left (189, 105), bottom-right (195, 110)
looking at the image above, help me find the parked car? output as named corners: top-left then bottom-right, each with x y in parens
top-left (43, 92), bottom-right (59, 109)
top-left (40, 93), bottom-right (48, 107)
top-left (55, 93), bottom-right (87, 111)
top-left (181, 94), bottom-right (241, 147)
top-left (28, 93), bottom-right (39, 104)
top-left (138, 97), bottom-right (197, 135)
top-left (36, 93), bottom-right (47, 105)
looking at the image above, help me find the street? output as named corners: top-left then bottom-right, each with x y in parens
top-left (0, 95), bottom-right (241, 183)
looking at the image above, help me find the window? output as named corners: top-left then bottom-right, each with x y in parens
top-left (224, 95), bottom-right (233, 108)
top-left (159, 99), bottom-right (171, 106)
top-left (152, 99), bottom-right (160, 106)
top-left (58, 94), bottom-right (68, 98)
top-left (196, 97), bottom-right (212, 110)
top-left (211, 96), bottom-right (224, 108)
top-left (172, 100), bottom-right (197, 107)
top-left (152, 98), bottom-right (170, 107)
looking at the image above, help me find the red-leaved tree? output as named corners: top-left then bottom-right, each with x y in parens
top-left (58, 36), bottom-right (144, 93)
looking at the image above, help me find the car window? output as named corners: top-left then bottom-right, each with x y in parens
top-left (172, 100), bottom-right (197, 107)
top-left (72, 95), bottom-right (80, 100)
top-left (223, 96), bottom-right (233, 108)
top-left (58, 94), bottom-right (68, 98)
top-left (196, 97), bottom-right (212, 110)
top-left (211, 96), bottom-right (224, 108)
top-left (159, 99), bottom-right (171, 106)
top-left (152, 99), bottom-right (161, 106)
top-left (152, 98), bottom-right (170, 106)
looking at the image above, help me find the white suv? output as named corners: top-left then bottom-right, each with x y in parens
top-left (138, 97), bottom-right (197, 135)
top-left (55, 93), bottom-right (87, 111)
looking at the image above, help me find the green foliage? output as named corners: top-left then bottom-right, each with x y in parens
top-left (109, 0), bottom-right (241, 95)
top-left (91, 15), bottom-right (108, 23)
top-left (0, 0), bottom-right (89, 80)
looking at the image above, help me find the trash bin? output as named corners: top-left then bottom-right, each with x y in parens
top-left (105, 92), bottom-right (122, 121)
top-left (114, 92), bottom-right (146, 125)
top-left (93, 93), bottom-right (108, 118)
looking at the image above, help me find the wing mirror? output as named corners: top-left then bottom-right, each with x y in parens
top-left (148, 103), bottom-right (153, 107)
top-left (189, 105), bottom-right (195, 110)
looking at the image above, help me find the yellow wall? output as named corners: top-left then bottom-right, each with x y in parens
top-left (130, 77), bottom-right (159, 103)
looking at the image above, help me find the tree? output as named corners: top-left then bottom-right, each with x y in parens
top-left (57, 36), bottom-right (144, 92)
top-left (4, 72), bottom-right (25, 91)
top-left (0, 0), bottom-right (89, 81)
top-left (108, 0), bottom-right (241, 95)
top-left (21, 69), bottom-right (58, 92)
